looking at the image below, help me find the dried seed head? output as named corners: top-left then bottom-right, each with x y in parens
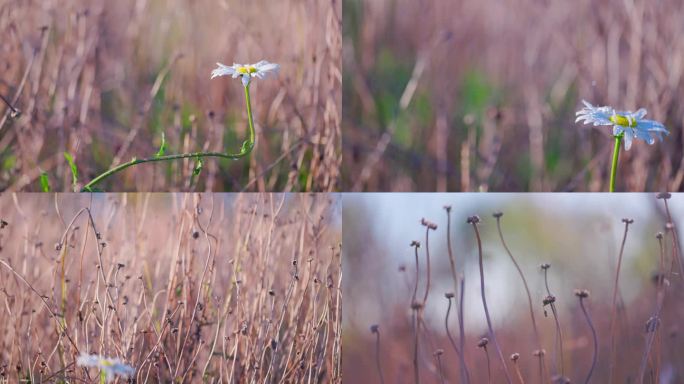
top-left (477, 337), bottom-right (489, 348)
top-left (622, 218), bottom-right (634, 224)
top-left (656, 192), bottom-right (671, 200)
top-left (370, 324), bottom-right (379, 334)
top-left (445, 292), bottom-right (455, 299)
top-left (650, 272), bottom-right (664, 285)
top-left (268, 289), bottom-right (275, 296)
top-left (543, 295), bottom-right (556, 306)
top-left (192, 231), bottom-right (200, 239)
top-left (540, 263), bottom-right (551, 270)
top-left (433, 349), bottom-right (444, 357)
top-left (398, 264), bottom-right (406, 272)
top-left (574, 289), bottom-right (590, 299)
top-left (492, 212), bottom-right (503, 219)
top-left (656, 232), bottom-right (664, 240)
top-left (466, 215), bottom-right (481, 224)
top-left (410, 240), bottom-right (421, 248)
top-left (420, 218), bottom-right (438, 230)
top-left (533, 349), bottom-right (546, 357)
top-left (0, 219), bottom-right (9, 228)
top-left (443, 205), bottom-right (452, 213)
top-left (510, 353), bottom-right (520, 362)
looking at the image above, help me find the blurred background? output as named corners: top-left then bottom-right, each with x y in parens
top-left (0, 0), bottom-right (341, 191)
top-left (343, 0), bottom-right (684, 191)
top-left (343, 193), bottom-right (684, 382)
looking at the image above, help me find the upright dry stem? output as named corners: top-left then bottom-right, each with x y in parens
top-left (469, 216), bottom-right (513, 383)
top-left (608, 219), bottom-right (632, 382)
top-left (445, 207), bottom-right (469, 384)
top-left (576, 290), bottom-right (597, 384)
top-left (494, 213), bottom-right (541, 348)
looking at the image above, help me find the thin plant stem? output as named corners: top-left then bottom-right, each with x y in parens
top-left (371, 326), bottom-right (385, 384)
top-left (479, 343), bottom-right (492, 384)
top-left (511, 355), bottom-right (525, 384)
top-left (435, 351), bottom-right (446, 384)
top-left (608, 218), bottom-right (632, 383)
top-left (541, 266), bottom-right (564, 378)
top-left (458, 276), bottom-right (467, 384)
top-left (494, 213), bottom-right (541, 347)
top-left (657, 193), bottom-right (684, 278)
top-left (469, 216), bottom-right (513, 383)
top-left (445, 207), bottom-right (469, 384)
top-left (609, 135), bottom-right (622, 192)
top-left (82, 85), bottom-right (256, 191)
top-left (412, 242), bottom-right (421, 308)
top-left (421, 222), bottom-right (434, 306)
top-left (638, 234), bottom-right (667, 384)
top-left (445, 294), bottom-right (470, 383)
top-left (411, 241), bottom-right (421, 384)
top-left (576, 291), bottom-right (597, 384)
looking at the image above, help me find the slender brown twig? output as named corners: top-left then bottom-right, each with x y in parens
top-left (575, 289), bottom-right (597, 384)
top-left (608, 218), bottom-right (633, 383)
top-left (371, 325), bottom-right (386, 384)
top-left (468, 215), bottom-right (513, 383)
top-left (445, 206), bottom-right (469, 384)
top-left (541, 263), bottom-right (565, 381)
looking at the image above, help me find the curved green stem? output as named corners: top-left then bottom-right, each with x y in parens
top-left (81, 84), bottom-right (256, 191)
top-left (609, 135), bottom-right (622, 192)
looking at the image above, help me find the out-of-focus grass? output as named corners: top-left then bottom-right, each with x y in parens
top-left (0, 0), bottom-right (341, 191)
top-left (0, 193), bottom-right (342, 382)
top-left (343, 0), bottom-right (684, 192)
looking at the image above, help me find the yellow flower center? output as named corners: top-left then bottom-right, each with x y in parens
top-left (237, 66), bottom-right (257, 75)
top-left (609, 114), bottom-right (637, 127)
top-left (100, 359), bottom-right (113, 367)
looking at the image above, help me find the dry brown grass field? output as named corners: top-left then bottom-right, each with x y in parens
top-left (343, 0), bottom-right (684, 192)
top-left (343, 193), bottom-right (684, 383)
top-left (0, 193), bottom-right (342, 383)
top-left (0, 0), bottom-right (341, 192)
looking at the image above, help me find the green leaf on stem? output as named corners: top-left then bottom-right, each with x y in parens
top-left (155, 132), bottom-right (167, 157)
top-left (39, 171), bottom-right (51, 192)
top-left (63, 152), bottom-right (79, 190)
top-left (193, 157), bottom-right (203, 176)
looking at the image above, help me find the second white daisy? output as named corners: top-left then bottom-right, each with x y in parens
top-left (211, 60), bottom-right (280, 87)
top-left (575, 100), bottom-right (669, 150)
top-left (77, 353), bottom-right (135, 383)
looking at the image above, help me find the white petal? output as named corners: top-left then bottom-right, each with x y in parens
top-left (631, 108), bottom-right (647, 119)
top-left (211, 63), bottom-right (236, 79)
top-left (623, 130), bottom-right (634, 150)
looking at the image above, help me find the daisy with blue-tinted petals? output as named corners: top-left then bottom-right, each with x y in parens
top-left (575, 100), bottom-right (668, 150)
top-left (77, 353), bottom-right (135, 383)
top-left (575, 100), bottom-right (669, 192)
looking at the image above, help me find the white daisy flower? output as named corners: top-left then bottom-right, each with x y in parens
top-left (77, 353), bottom-right (135, 382)
top-left (575, 100), bottom-right (669, 150)
top-left (210, 60), bottom-right (280, 87)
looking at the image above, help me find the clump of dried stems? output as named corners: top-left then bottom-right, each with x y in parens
top-left (0, 193), bottom-right (341, 383)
